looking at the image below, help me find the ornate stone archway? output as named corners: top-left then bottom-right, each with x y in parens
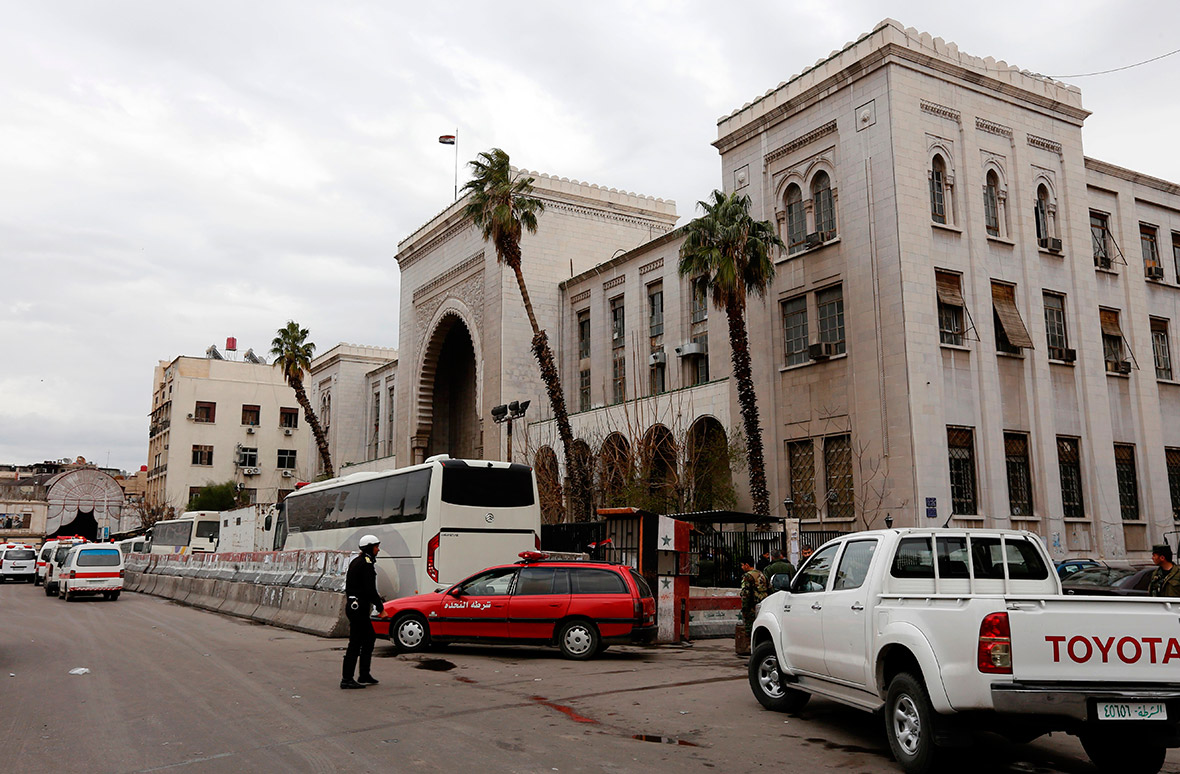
top-left (414, 306), bottom-right (482, 463)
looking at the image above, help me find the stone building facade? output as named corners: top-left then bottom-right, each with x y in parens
top-left (146, 354), bottom-right (310, 509)
top-left (306, 343), bottom-right (398, 475)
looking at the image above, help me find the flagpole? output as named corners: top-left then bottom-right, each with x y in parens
top-left (453, 127), bottom-right (459, 201)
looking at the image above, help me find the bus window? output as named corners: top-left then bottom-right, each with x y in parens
top-left (330, 486), bottom-right (358, 527)
top-left (441, 466), bottom-right (535, 508)
top-left (351, 480), bottom-right (385, 528)
top-left (381, 474), bottom-right (406, 524)
top-left (287, 490), bottom-right (334, 533)
top-left (403, 469), bottom-right (431, 522)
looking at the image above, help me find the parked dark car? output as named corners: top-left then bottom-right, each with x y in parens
top-left (1061, 564), bottom-right (1154, 596)
top-left (1055, 558), bottom-right (1100, 579)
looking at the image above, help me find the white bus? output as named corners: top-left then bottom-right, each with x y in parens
top-left (276, 455), bottom-right (541, 600)
top-left (148, 511), bottom-right (221, 555)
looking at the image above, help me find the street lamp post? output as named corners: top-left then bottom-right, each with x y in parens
top-left (491, 400), bottom-right (530, 463)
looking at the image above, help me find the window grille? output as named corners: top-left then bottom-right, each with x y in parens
top-left (947, 427), bottom-right (977, 515)
top-left (788, 440), bottom-right (816, 520)
top-left (1004, 432), bottom-right (1033, 517)
top-left (782, 296), bottom-right (808, 366)
top-left (1166, 448), bottom-right (1180, 521)
top-left (1113, 444), bottom-right (1139, 521)
top-left (824, 435), bottom-right (854, 520)
top-left (1057, 437), bottom-right (1084, 520)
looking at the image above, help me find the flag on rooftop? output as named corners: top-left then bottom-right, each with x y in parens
top-left (439, 135), bottom-right (456, 145)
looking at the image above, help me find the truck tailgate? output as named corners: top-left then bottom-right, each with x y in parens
top-left (1007, 597), bottom-right (1180, 682)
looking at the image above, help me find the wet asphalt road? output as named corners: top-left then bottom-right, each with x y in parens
top-left (2, 582), bottom-right (1178, 774)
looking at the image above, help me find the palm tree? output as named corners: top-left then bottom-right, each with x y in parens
top-left (679, 190), bottom-right (784, 517)
top-left (463, 148), bottom-right (588, 520)
top-left (270, 321), bottom-right (333, 479)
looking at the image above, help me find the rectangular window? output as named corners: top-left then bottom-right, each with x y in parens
top-left (277, 449), bottom-right (297, 469)
top-left (1057, 437), bottom-right (1084, 519)
top-left (692, 333), bottom-right (709, 385)
top-left (1167, 448), bottom-right (1180, 522)
top-left (194, 401), bottom-right (216, 423)
top-left (947, 427), bottom-right (977, 515)
top-left (1141, 224), bottom-right (1160, 271)
top-left (930, 167), bottom-right (946, 224)
top-left (241, 404), bottom-right (260, 426)
top-left (610, 297), bottom-right (625, 349)
top-left (935, 271), bottom-right (965, 346)
top-left (782, 296), bottom-right (809, 366)
top-left (578, 368), bottom-right (591, 411)
top-left (787, 440), bottom-right (816, 520)
top-left (650, 351), bottom-right (666, 395)
top-left (1173, 233), bottom-right (1180, 283)
top-left (238, 447), bottom-right (258, 467)
top-left (577, 309), bottom-right (591, 360)
top-left (1100, 308), bottom-right (1126, 370)
top-left (611, 351), bottom-right (626, 403)
top-left (786, 195), bottom-right (806, 254)
top-left (816, 285), bottom-right (845, 354)
top-left (1152, 318), bottom-right (1173, 381)
top-left (1091, 211), bottom-right (1111, 267)
top-left (691, 277), bottom-right (708, 323)
top-left (280, 407), bottom-right (299, 428)
top-left (386, 385), bottom-right (396, 448)
top-left (1114, 443), bottom-right (1139, 521)
top-left (370, 391), bottom-right (381, 458)
top-left (1004, 432), bottom-right (1033, 517)
top-left (648, 284), bottom-right (664, 337)
top-left (824, 434), bottom-right (854, 520)
top-left (191, 445), bottom-right (213, 466)
top-left (1043, 292), bottom-right (1069, 358)
top-left (984, 179), bottom-right (1000, 237)
top-left (992, 282), bottom-right (1033, 354)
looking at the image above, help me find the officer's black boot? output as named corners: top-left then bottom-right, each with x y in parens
top-left (341, 650), bottom-right (365, 689)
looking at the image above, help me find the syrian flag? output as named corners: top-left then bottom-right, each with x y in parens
top-left (587, 538), bottom-right (613, 549)
top-left (439, 135), bottom-right (456, 145)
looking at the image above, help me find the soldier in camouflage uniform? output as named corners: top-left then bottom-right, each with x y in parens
top-left (739, 557), bottom-right (770, 633)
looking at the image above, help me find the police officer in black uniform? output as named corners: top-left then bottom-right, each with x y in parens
top-left (341, 534), bottom-right (384, 689)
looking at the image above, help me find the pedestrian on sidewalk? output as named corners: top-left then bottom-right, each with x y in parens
top-left (341, 534), bottom-right (385, 689)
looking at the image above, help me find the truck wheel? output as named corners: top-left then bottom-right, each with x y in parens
top-left (44, 581), bottom-right (54, 597)
top-left (885, 672), bottom-right (946, 774)
top-left (393, 614), bottom-right (430, 653)
top-left (557, 620), bottom-right (600, 660)
top-left (110, 591), bottom-right (120, 601)
top-left (1082, 733), bottom-right (1165, 774)
top-left (748, 641), bottom-right (810, 713)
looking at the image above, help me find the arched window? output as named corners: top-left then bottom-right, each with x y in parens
top-left (930, 154), bottom-right (948, 224)
top-left (785, 184), bottom-right (806, 254)
top-left (984, 171), bottom-right (1001, 237)
top-left (811, 172), bottom-right (836, 240)
top-left (1034, 184), bottom-right (1050, 241)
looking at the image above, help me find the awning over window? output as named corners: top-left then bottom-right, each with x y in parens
top-left (1099, 308), bottom-right (1123, 338)
top-left (991, 283), bottom-right (1035, 349)
top-left (935, 271), bottom-right (965, 306)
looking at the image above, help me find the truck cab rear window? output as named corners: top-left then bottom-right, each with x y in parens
top-left (891, 537), bottom-right (934, 579)
top-left (971, 537), bottom-right (1048, 580)
top-left (441, 466), bottom-right (535, 508)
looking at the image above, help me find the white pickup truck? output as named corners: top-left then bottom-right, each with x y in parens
top-left (748, 528), bottom-right (1180, 774)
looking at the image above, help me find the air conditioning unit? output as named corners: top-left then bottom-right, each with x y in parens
top-left (675, 341), bottom-right (707, 357)
top-left (1096, 256), bottom-right (1113, 270)
top-left (281, 470), bottom-right (295, 478)
top-left (1117, 361), bottom-right (1132, 374)
top-left (1049, 347), bottom-right (1077, 363)
top-left (805, 232), bottom-right (824, 249)
top-left (1039, 237), bottom-right (1063, 253)
top-left (246, 426), bottom-right (255, 434)
top-left (1146, 265), bottom-right (1165, 280)
top-left (649, 351), bottom-right (667, 366)
top-left (809, 342), bottom-right (840, 360)
top-left (186, 413), bottom-right (194, 420)
top-left (284, 428), bottom-right (293, 436)
top-left (241, 467), bottom-right (260, 476)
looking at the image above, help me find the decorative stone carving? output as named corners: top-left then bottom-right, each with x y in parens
top-left (764, 120), bottom-right (838, 165)
top-left (975, 116), bottom-right (1012, 138)
top-left (639, 257), bottom-right (664, 275)
top-left (921, 99), bottom-right (960, 123)
top-left (570, 289), bottom-right (591, 305)
top-left (413, 270), bottom-right (484, 358)
top-left (412, 252), bottom-right (484, 304)
top-left (603, 275), bottom-right (625, 291)
top-left (1027, 134), bottom-right (1063, 155)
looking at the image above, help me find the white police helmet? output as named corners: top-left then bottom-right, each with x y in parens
top-left (358, 534), bottom-right (380, 548)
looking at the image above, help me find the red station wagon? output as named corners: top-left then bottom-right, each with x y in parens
top-left (373, 552), bottom-right (658, 659)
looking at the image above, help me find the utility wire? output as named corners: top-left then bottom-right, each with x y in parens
top-left (1049, 47), bottom-right (1180, 79)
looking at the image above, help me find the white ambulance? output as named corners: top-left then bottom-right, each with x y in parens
top-left (1, 543), bottom-right (37, 582)
top-left (55, 544), bottom-right (124, 601)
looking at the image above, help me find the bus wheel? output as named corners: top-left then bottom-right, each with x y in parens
top-left (394, 614), bottom-right (429, 653)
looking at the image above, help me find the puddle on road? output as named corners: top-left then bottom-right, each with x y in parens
top-left (632, 734), bottom-right (699, 747)
top-left (414, 658), bottom-right (456, 672)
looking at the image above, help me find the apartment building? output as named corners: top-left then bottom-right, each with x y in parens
top-left (146, 352), bottom-right (310, 510)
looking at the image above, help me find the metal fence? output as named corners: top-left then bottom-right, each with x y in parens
top-left (540, 522), bottom-right (606, 554)
top-left (799, 530), bottom-right (850, 553)
top-left (690, 529), bottom-right (788, 588)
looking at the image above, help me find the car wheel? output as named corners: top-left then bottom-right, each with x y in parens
top-left (1081, 733), bottom-right (1166, 774)
top-left (44, 581), bottom-right (54, 597)
top-left (748, 641), bottom-right (810, 712)
top-left (393, 614), bottom-right (430, 653)
top-left (884, 672), bottom-right (946, 774)
top-left (34, 575), bottom-right (41, 586)
top-left (557, 619), bottom-right (600, 660)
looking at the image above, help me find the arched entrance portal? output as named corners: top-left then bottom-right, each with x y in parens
top-left (422, 315), bottom-right (479, 460)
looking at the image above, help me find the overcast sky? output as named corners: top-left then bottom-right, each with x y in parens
top-left (2, 0), bottom-right (1178, 473)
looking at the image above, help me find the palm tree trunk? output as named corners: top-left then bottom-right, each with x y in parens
top-left (725, 297), bottom-right (770, 517)
top-left (504, 240), bottom-right (589, 521)
top-left (290, 374), bottom-right (334, 479)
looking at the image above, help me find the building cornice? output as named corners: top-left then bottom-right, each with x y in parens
top-left (764, 120), bottom-right (839, 166)
top-left (412, 252), bottom-right (485, 304)
top-left (1085, 157), bottom-right (1180, 198)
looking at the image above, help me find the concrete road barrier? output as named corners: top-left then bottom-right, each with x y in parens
top-left (217, 580), bottom-right (263, 619)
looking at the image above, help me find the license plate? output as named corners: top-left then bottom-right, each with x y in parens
top-left (1097, 702), bottom-right (1168, 721)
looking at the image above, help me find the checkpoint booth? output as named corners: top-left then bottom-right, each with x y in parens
top-left (596, 508), bottom-right (689, 644)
